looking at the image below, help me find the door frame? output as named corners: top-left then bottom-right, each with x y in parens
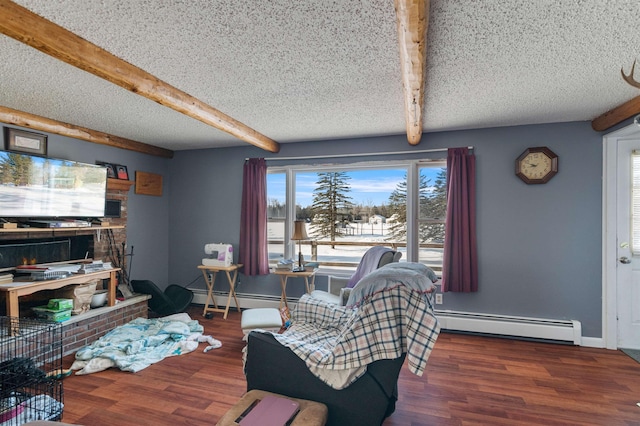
top-left (603, 122), bottom-right (640, 350)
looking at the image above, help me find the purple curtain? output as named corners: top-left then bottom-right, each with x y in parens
top-left (442, 147), bottom-right (478, 292)
top-left (239, 158), bottom-right (270, 276)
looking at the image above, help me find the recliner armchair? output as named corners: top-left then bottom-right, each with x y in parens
top-left (245, 331), bottom-right (405, 426)
top-left (244, 262), bottom-right (440, 426)
top-left (131, 279), bottom-right (194, 316)
top-left (310, 245), bottom-right (401, 305)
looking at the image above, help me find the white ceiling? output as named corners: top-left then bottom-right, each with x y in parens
top-left (2, 0), bottom-right (640, 153)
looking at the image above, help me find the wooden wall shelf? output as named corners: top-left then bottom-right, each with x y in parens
top-left (107, 178), bottom-right (135, 192)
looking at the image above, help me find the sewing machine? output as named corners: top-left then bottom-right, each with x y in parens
top-left (202, 243), bottom-right (234, 267)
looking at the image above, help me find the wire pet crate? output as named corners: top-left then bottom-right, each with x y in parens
top-left (0, 317), bottom-right (64, 425)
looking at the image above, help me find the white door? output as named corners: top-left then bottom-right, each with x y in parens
top-left (615, 137), bottom-right (640, 349)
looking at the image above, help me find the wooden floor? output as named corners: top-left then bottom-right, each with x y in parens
top-left (58, 306), bottom-right (640, 426)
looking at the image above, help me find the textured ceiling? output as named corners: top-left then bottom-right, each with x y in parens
top-left (2, 0), bottom-right (640, 152)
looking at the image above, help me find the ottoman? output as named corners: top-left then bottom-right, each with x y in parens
top-left (216, 389), bottom-right (328, 426)
top-left (241, 308), bottom-right (282, 335)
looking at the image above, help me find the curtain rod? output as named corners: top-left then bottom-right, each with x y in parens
top-left (246, 146), bottom-right (473, 162)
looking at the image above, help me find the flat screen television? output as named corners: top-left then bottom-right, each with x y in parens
top-left (0, 151), bottom-right (108, 218)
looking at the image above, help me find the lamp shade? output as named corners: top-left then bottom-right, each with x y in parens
top-left (291, 220), bottom-right (308, 241)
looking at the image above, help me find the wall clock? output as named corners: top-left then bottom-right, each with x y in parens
top-left (515, 147), bottom-right (558, 184)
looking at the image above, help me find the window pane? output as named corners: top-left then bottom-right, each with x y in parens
top-left (419, 167), bottom-right (447, 222)
top-left (632, 152), bottom-right (640, 255)
top-left (267, 172), bottom-right (285, 263)
top-left (295, 169), bottom-right (406, 269)
top-left (418, 167), bottom-right (446, 272)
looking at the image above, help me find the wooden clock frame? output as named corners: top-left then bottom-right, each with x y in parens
top-left (515, 146), bottom-right (558, 184)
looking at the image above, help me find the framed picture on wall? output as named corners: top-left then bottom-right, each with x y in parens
top-left (4, 127), bottom-right (48, 156)
top-left (96, 161), bottom-right (117, 179)
top-left (115, 165), bottom-right (129, 180)
top-left (105, 164), bottom-right (117, 179)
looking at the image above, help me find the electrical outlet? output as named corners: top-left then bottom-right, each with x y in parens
top-left (435, 293), bottom-right (443, 304)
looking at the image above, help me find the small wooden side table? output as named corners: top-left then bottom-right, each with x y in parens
top-left (198, 264), bottom-right (242, 319)
top-left (272, 269), bottom-right (316, 310)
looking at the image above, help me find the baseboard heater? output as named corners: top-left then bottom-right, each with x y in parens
top-left (192, 290), bottom-right (283, 309)
top-left (192, 291), bottom-right (582, 345)
top-left (435, 310), bottom-right (582, 345)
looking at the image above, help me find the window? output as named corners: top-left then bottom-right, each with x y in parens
top-left (418, 166), bottom-right (447, 272)
top-left (267, 160), bottom-right (446, 274)
top-left (267, 171), bottom-right (286, 263)
top-left (632, 151), bottom-right (640, 255)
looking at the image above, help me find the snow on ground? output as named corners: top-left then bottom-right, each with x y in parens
top-left (268, 222), bottom-right (443, 271)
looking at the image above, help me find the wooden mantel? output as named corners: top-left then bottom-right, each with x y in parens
top-left (107, 178), bottom-right (135, 192)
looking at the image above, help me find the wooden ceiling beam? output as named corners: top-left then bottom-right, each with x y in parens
top-left (592, 62), bottom-right (640, 131)
top-left (0, 105), bottom-right (174, 158)
top-left (591, 95), bottom-right (640, 131)
top-left (0, 0), bottom-right (280, 153)
top-left (395, 0), bottom-right (430, 145)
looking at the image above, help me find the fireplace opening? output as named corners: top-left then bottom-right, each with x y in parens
top-left (0, 236), bottom-right (93, 269)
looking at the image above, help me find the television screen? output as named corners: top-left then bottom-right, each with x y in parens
top-left (0, 151), bottom-right (107, 218)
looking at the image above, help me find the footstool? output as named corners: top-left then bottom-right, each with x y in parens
top-left (241, 308), bottom-right (282, 335)
top-left (216, 389), bottom-right (328, 426)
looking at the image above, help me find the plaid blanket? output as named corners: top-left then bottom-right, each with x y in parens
top-left (271, 264), bottom-right (440, 388)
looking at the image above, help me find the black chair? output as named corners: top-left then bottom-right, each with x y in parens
top-left (130, 280), bottom-right (194, 316)
top-left (245, 331), bottom-right (405, 426)
top-left (245, 263), bottom-right (440, 425)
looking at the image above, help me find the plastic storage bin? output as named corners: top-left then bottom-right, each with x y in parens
top-left (46, 299), bottom-right (73, 311)
top-left (32, 306), bottom-right (71, 323)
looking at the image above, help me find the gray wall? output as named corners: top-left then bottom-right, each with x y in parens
top-left (168, 121), bottom-right (604, 337)
top-left (4, 127), bottom-right (172, 287)
top-left (3, 119), bottom-right (606, 338)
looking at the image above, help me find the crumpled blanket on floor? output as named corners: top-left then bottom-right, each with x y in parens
top-left (70, 313), bottom-right (220, 375)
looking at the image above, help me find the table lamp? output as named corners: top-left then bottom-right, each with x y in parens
top-left (291, 220), bottom-right (308, 272)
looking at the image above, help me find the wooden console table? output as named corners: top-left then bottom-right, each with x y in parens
top-left (198, 264), bottom-right (242, 319)
top-left (0, 268), bottom-right (120, 318)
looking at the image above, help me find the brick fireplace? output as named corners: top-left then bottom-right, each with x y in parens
top-left (0, 178), bottom-right (150, 355)
top-left (0, 179), bottom-right (130, 268)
